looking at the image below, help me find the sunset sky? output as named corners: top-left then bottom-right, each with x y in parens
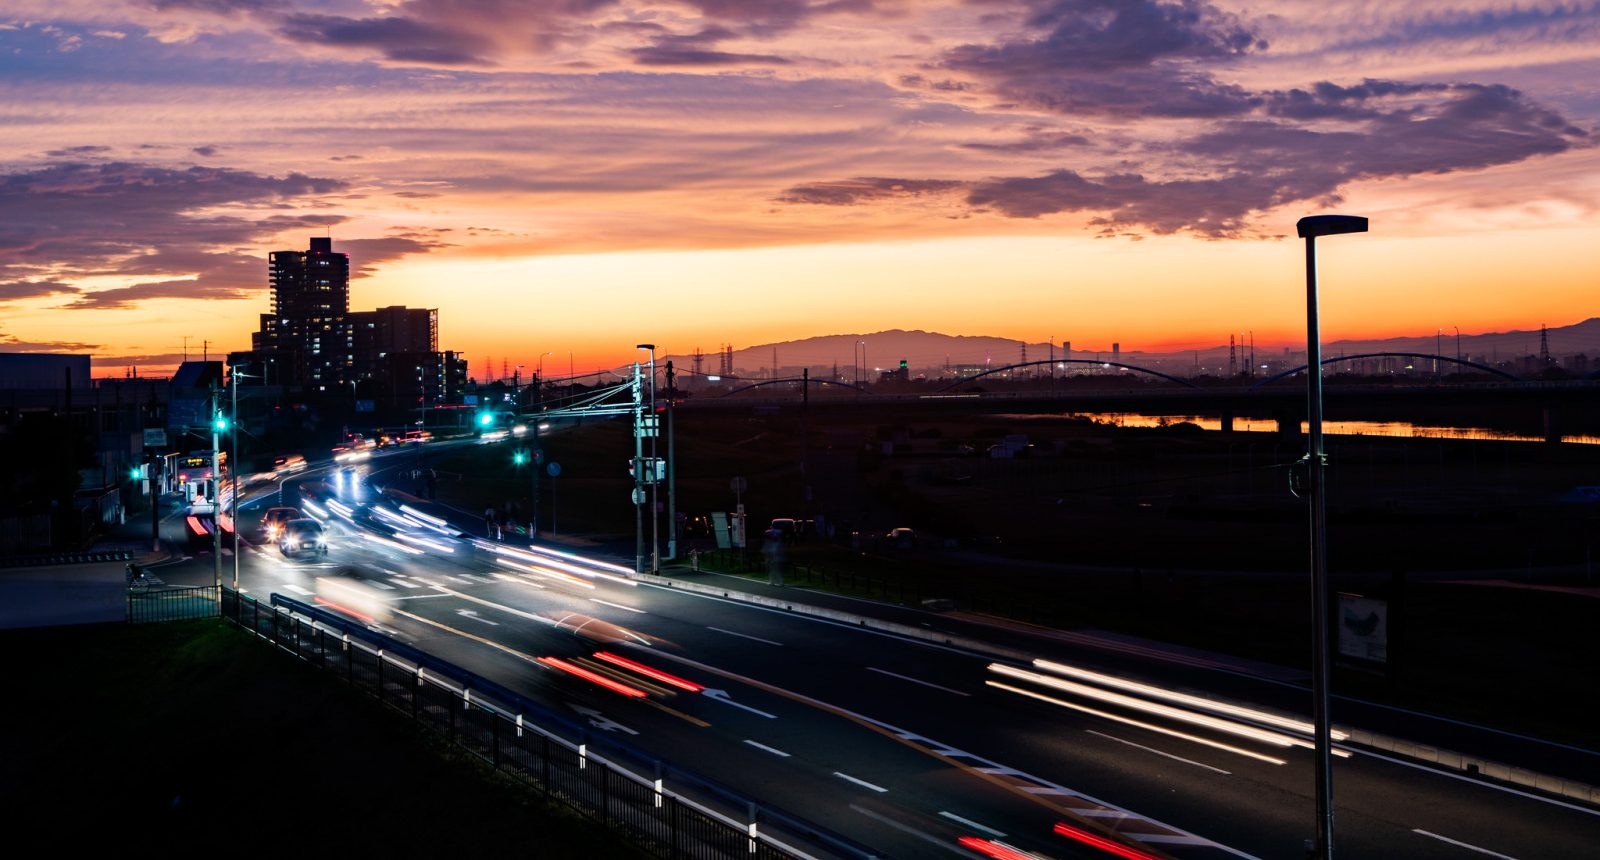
top-left (2, 1), bottom-right (1597, 375)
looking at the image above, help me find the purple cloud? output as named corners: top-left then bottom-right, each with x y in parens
top-left (0, 159), bottom-right (349, 308)
top-left (776, 177), bottom-right (964, 206)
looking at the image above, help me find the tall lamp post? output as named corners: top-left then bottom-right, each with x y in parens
top-left (1295, 213), bottom-right (1367, 860)
top-left (637, 344), bottom-right (659, 574)
top-left (209, 385), bottom-right (227, 591)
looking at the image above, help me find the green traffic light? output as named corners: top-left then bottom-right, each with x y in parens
top-left (214, 416), bottom-right (229, 431)
top-left (478, 413), bottom-right (494, 426)
top-left (513, 451), bottom-right (528, 465)
top-left (129, 467), bottom-right (141, 480)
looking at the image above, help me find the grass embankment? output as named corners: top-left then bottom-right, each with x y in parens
top-left (0, 620), bottom-right (645, 856)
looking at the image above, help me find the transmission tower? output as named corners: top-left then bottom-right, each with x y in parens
top-left (1540, 324), bottom-right (1552, 365)
top-left (692, 347), bottom-right (704, 377)
top-left (1229, 334), bottom-right (1237, 377)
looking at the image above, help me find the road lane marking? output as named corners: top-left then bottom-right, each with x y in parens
top-left (702, 688), bottom-right (777, 719)
top-left (1086, 730), bottom-right (1232, 775)
top-left (744, 740), bottom-right (790, 757)
top-left (282, 584), bottom-right (313, 596)
top-left (457, 609), bottom-right (499, 626)
top-left (394, 593), bottom-right (452, 600)
top-left (642, 699), bottom-right (711, 728)
top-left (707, 626), bottom-right (782, 646)
top-left (832, 772), bottom-right (888, 793)
top-left (866, 667), bottom-right (970, 697)
top-left (592, 598), bottom-right (644, 613)
top-left (1412, 830), bottom-right (1519, 859)
top-left (938, 811), bottom-right (1004, 838)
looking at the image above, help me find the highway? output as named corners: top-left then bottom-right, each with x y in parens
top-left (152, 443), bottom-right (1600, 859)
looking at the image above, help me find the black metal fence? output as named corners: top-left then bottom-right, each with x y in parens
top-left (128, 585), bottom-right (221, 623)
top-left (220, 588), bottom-right (841, 860)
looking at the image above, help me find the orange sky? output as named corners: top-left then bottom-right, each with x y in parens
top-left (1, 1), bottom-right (1596, 375)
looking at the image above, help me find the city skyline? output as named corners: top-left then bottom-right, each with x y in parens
top-left (2, 1), bottom-right (1598, 373)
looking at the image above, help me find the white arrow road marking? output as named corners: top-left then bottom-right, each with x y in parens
top-left (457, 609), bottom-right (499, 626)
top-left (702, 689), bottom-right (777, 719)
top-left (569, 704), bottom-right (640, 735)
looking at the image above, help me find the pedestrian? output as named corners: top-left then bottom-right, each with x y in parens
top-left (484, 505), bottom-right (498, 539)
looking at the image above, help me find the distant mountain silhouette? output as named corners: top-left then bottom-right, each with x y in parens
top-left (657, 319), bottom-right (1600, 376)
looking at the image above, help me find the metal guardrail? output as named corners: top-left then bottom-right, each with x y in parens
top-left (220, 588), bottom-right (871, 860)
top-left (128, 585), bottom-right (220, 623)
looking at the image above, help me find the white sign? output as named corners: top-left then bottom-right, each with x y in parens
top-left (142, 428), bottom-right (168, 449)
top-left (1337, 595), bottom-right (1387, 663)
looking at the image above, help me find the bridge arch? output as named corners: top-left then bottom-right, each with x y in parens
top-left (719, 377), bottom-right (877, 397)
top-left (935, 358), bottom-right (1198, 392)
top-left (1250, 352), bottom-right (1521, 389)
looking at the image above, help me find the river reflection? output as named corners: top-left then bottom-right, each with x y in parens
top-left (1008, 413), bottom-right (1600, 446)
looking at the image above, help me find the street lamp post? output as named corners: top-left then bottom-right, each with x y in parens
top-left (638, 344), bottom-right (659, 574)
top-left (209, 383), bottom-right (225, 590)
top-left (631, 361), bottom-right (645, 574)
top-left (1296, 213), bottom-right (1367, 860)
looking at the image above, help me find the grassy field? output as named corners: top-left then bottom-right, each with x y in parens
top-left (0, 620), bottom-right (645, 856)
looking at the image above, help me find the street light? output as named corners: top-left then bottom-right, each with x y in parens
top-left (1295, 213), bottom-right (1367, 860)
top-left (637, 344), bottom-right (658, 574)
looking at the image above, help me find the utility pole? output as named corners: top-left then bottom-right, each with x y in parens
top-left (801, 367), bottom-right (810, 526)
top-left (632, 361), bottom-right (645, 575)
top-left (666, 360), bottom-right (677, 562)
top-left (231, 367), bottom-right (240, 590)
top-left (210, 382), bottom-right (222, 590)
top-left (530, 373), bottom-right (541, 540)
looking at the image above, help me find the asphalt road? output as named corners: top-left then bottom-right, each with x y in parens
top-left (148, 443), bottom-right (1600, 860)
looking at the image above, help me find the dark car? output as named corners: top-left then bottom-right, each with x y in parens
top-left (278, 518), bottom-right (328, 558)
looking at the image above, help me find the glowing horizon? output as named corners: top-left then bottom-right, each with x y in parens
top-left (2, 2), bottom-right (1597, 376)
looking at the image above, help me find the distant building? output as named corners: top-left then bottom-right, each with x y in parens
top-left (0, 353), bottom-right (91, 391)
top-left (254, 236), bottom-right (352, 389)
top-left (235, 238), bottom-right (465, 409)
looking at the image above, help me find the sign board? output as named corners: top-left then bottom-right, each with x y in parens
top-left (356, 399), bottom-right (375, 413)
top-left (635, 415), bottom-right (659, 438)
top-left (733, 504), bottom-right (746, 548)
top-left (463, 394), bottom-right (479, 406)
top-left (142, 428), bottom-right (168, 449)
top-left (730, 476), bottom-right (748, 494)
top-left (711, 512), bottom-right (731, 549)
top-left (631, 487), bottom-right (646, 505)
top-left (546, 462), bottom-right (561, 477)
top-left (1337, 594), bottom-right (1387, 664)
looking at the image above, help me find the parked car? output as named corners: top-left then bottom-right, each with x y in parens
top-left (278, 518), bottom-right (328, 558)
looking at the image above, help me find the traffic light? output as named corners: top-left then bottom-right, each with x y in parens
top-left (478, 412), bottom-right (494, 427)
top-left (129, 465), bottom-right (141, 481)
top-left (513, 449), bottom-right (528, 466)
top-left (213, 414), bottom-right (229, 432)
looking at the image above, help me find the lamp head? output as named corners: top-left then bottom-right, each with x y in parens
top-left (1297, 215), bottom-right (1368, 239)
top-left (636, 343), bottom-right (655, 351)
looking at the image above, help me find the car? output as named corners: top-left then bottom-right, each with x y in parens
top-left (260, 506), bottom-right (302, 540)
top-left (886, 527), bottom-right (917, 550)
top-left (278, 518), bottom-right (328, 558)
top-left (273, 454), bottom-right (308, 475)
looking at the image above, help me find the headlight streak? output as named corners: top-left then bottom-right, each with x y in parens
top-left (1032, 658), bottom-right (1349, 742)
top-left (299, 500), bottom-right (328, 519)
top-left (362, 532), bottom-right (424, 555)
top-left (488, 544), bottom-right (636, 586)
top-left (392, 531), bottom-right (454, 553)
top-left (989, 664), bottom-right (1308, 750)
top-left (495, 557), bottom-right (597, 590)
top-left (397, 505), bottom-right (457, 535)
top-left (491, 571), bottom-right (545, 589)
top-left (986, 681), bottom-right (1289, 766)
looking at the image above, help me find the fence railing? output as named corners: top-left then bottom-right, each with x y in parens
top-left (221, 588), bottom-right (867, 860)
top-left (128, 584), bottom-right (221, 624)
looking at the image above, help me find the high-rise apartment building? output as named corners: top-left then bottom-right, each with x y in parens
top-left (239, 238), bottom-right (465, 409)
top-left (253, 237), bottom-right (352, 388)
